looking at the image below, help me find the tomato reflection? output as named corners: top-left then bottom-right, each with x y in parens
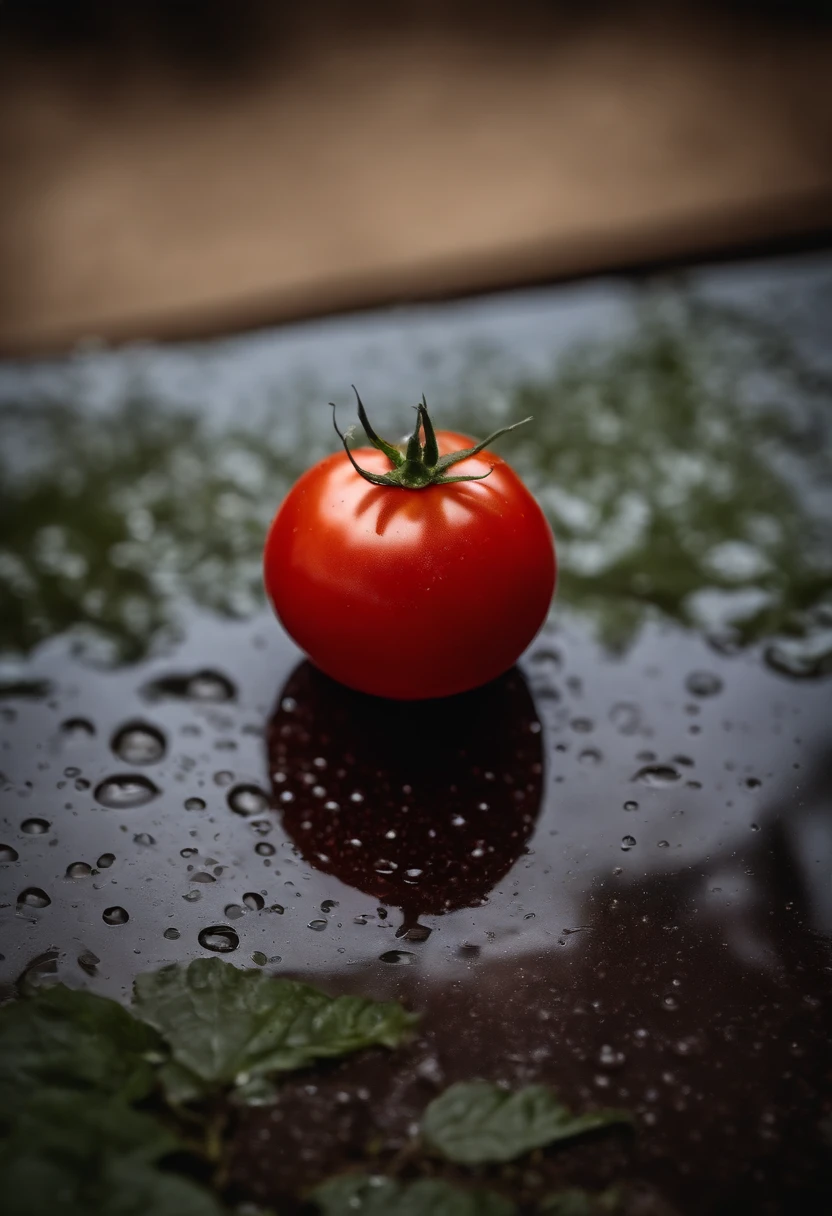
top-left (267, 662), bottom-right (544, 915)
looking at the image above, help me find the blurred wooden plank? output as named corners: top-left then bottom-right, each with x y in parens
top-left (1, 4), bottom-right (830, 354)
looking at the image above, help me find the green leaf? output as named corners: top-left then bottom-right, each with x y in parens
top-left (0, 1088), bottom-right (222, 1216)
top-left (421, 1081), bottom-right (631, 1165)
top-left (133, 958), bottom-right (418, 1102)
top-left (2, 1154), bottom-right (223, 1216)
top-left (6, 1086), bottom-right (178, 1163)
top-left (96, 1160), bottom-right (225, 1216)
top-left (311, 1174), bottom-right (515, 1216)
top-left (0, 983), bottom-right (163, 1116)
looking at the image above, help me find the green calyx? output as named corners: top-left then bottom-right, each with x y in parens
top-left (332, 387), bottom-right (531, 489)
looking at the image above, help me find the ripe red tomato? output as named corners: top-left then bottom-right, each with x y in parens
top-left (264, 404), bottom-right (555, 700)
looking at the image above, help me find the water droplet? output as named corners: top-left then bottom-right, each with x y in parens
top-left (198, 925), bottom-right (238, 952)
top-left (621, 835), bottom-right (637, 851)
top-left (269, 903), bottom-right (285, 915)
top-left (66, 862), bottom-right (91, 878)
top-left (18, 887), bottom-right (51, 908)
top-left (144, 669), bottom-right (236, 703)
top-left (308, 919), bottom-right (327, 931)
top-left (609, 701), bottom-right (641, 735)
top-left (251, 952), bottom-right (267, 966)
top-left (163, 927), bottom-right (180, 940)
top-left (0, 844), bottom-right (19, 862)
top-left (188, 670), bottom-right (237, 700)
top-left (598, 1044), bottom-right (626, 1069)
top-left (685, 671), bottom-right (723, 697)
top-left (255, 842), bottom-right (275, 856)
top-left (571, 717), bottom-right (594, 733)
top-left (633, 765), bottom-right (681, 787)
top-left (530, 645), bottom-right (562, 669)
top-left (321, 899), bottom-right (338, 913)
top-left (243, 892), bottom-right (265, 911)
top-left (185, 797), bottom-right (206, 810)
top-left (657, 840), bottom-right (670, 849)
top-left (214, 771), bottom-right (234, 788)
top-left (579, 748), bottom-right (602, 766)
top-left (224, 904), bottom-right (244, 919)
top-left (97, 853), bottom-right (115, 868)
top-left (191, 872), bottom-right (216, 884)
top-left (102, 906), bottom-right (129, 925)
top-left (183, 890), bottom-right (202, 902)
top-left (398, 923), bottom-right (432, 943)
top-left (133, 832), bottom-right (155, 847)
top-left (77, 950), bottom-right (100, 975)
top-left (612, 866), bottom-right (623, 876)
top-left (623, 800), bottom-right (639, 812)
top-left (60, 717), bottom-right (96, 741)
top-left (21, 818), bottom-right (50, 834)
top-left (228, 784), bottom-right (270, 816)
top-left (94, 774), bottom-right (159, 809)
top-left (379, 950), bottom-right (418, 965)
top-left (745, 777), bottom-right (761, 789)
top-left (111, 721), bottom-right (166, 765)
top-left (750, 822), bottom-right (760, 832)
top-left (763, 638), bottom-right (832, 680)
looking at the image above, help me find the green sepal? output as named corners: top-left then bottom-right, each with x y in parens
top-left (353, 386), bottom-right (404, 467)
top-left (331, 393), bottom-right (531, 490)
top-left (433, 417), bottom-right (533, 474)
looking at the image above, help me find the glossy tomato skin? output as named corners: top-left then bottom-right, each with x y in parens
top-left (264, 431), bottom-right (555, 700)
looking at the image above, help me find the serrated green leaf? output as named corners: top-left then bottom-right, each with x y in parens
top-left (422, 1081), bottom-right (631, 1165)
top-left (311, 1173), bottom-right (515, 1216)
top-left (0, 983), bottom-right (163, 1117)
top-left (0, 1087), bottom-right (223, 1216)
top-left (133, 958), bottom-right (418, 1102)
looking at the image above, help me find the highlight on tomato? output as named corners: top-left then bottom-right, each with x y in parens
top-left (263, 389), bottom-right (556, 700)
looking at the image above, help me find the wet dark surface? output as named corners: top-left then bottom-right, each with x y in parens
top-left (1, 254), bottom-right (832, 1212)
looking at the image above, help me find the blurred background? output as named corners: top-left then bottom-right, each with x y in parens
top-left (1, 0), bottom-right (831, 353)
